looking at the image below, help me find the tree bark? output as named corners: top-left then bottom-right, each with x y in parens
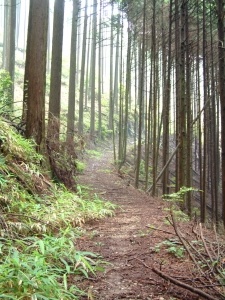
top-left (217, 0), bottom-right (225, 227)
top-left (67, 0), bottom-right (80, 142)
top-left (90, 0), bottom-right (97, 139)
top-left (24, 0), bottom-right (49, 151)
top-left (47, 0), bottom-right (65, 143)
top-left (78, 0), bottom-right (88, 134)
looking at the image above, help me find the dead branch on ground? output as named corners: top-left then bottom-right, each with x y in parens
top-left (152, 267), bottom-right (218, 300)
top-left (165, 213), bottom-right (225, 299)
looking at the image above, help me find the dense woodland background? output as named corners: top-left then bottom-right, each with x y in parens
top-left (1, 0), bottom-right (225, 227)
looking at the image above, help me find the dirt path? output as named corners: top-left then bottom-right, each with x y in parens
top-left (77, 148), bottom-right (199, 300)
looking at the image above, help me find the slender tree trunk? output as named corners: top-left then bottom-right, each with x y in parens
top-left (175, 0), bottom-right (181, 191)
top-left (135, 0), bottom-right (146, 188)
top-left (217, 0), bottom-right (225, 227)
top-left (114, 14), bottom-right (121, 114)
top-left (98, 0), bottom-right (102, 138)
top-left (3, 0), bottom-right (16, 105)
top-left (162, 0), bottom-right (172, 194)
top-left (201, 0), bottom-right (207, 222)
top-left (118, 20), bottom-right (124, 165)
top-left (90, 0), bottom-right (97, 139)
top-left (185, 0), bottom-right (192, 215)
top-left (85, 17), bottom-right (92, 109)
top-left (151, 0), bottom-right (157, 196)
top-left (47, 0), bottom-right (65, 143)
top-left (109, 4), bottom-right (114, 131)
top-left (179, 0), bottom-right (187, 192)
top-left (209, 8), bottom-right (218, 223)
top-left (67, 0), bottom-right (80, 142)
top-left (78, 0), bottom-right (88, 134)
top-left (123, 28), bottom-right (132, 164)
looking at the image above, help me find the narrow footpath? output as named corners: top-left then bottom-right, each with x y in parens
top-left (77, 147), bottom-right (199, 300)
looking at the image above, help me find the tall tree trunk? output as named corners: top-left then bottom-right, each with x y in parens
top-left (162, 0), bottom-right (172, 194)
top-left (123, 28), bottom-right (132, 164)
top-left (47, 0), bottom-right (65, 143)
top-left (98, 0), bottom-right (102, 138)
top-left (185, 0), bottom-right (192, 215)
top-left (178, 0), bottom-right (187, 192)
top-left (109, 4), bottom-right (114, 131)
top-left (3, 0), bottom-right (16, 105)
top-left (151, 0), bottom-right (157, 196)
top-left (85, 17), bottom-right (92, 109)
top-left (67, 0), bottom-right (80, 142)
top-left (24, 0), bottom-right (49, 151)
top-left (175, 0), bottom-right (181, 191)
top-left (114, 14), bottom-right (121, 114)
top-left (201, 0), bottom-right (207, 222)
top-left (217, 0), bottom-right (225, 227)
top-left (90, 0), bottom-right (97, 139)
top-left (135, 0), bottom-right (146, 188)
top-left (209, 8), bottom-right (218, 223)
top-left (78, 1), bottom-right (88, 134)
top-left (118, 20), bottom-right (124, 166)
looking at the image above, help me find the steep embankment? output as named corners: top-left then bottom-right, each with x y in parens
top-left (76, 147), bottom-right (204, 300)
top-left (0, 120), bottom-right (116, 299)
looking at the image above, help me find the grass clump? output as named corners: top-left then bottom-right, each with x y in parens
top-left (86, 149), bottom-right (102, 158)
top-left (0, 236), bottom-right (96, 299)
top-left (76, 160), bottom-right (86, 173)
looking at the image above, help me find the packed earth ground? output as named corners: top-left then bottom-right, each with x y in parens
top-left (75, 145), bottom-right (209, 300)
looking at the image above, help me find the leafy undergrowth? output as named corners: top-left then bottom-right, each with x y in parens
top-left (0, 118), bottom-right (116, 299)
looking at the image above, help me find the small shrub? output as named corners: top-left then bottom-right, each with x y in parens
top-left (76, 160), bottom-right (86, 173)
top-left (163, 186), bottom-right (200, 221)
top-left (0, 70), bottom-right (13, 116)
top-left (155, 239), bottom-right (185, 258)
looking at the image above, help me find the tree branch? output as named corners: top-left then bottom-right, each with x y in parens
top-left (152, 267), bottom-right (218, 300)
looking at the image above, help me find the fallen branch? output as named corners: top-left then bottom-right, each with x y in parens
top-left (152, 267), bottom-right (218, 300)
top-left (135, 257), bottom-right (151, 269)
top-left (199, 223), bottom-right (214, 263)
top-left (146, 225), bottom-right (174, 235)
top-left (170, 215), bottom-right (225, 298)
top-left (147, 143), bottom-right (180, 193)
top-left (171, 212), bottom-right (204, 275)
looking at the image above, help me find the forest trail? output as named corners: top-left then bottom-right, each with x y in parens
top-left (77, 146), bottom-right (199, 300)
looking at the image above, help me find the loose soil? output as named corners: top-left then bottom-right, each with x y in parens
top-left (76, 147), bottom-right (203, 300)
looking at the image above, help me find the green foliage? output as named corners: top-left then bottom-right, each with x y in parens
top-left (0, 70), bottom-right (12, 115)
top-left (163, 186), bottom-right (200, 222)
top-left (164, 207), bottom-right (190, 222)
top-left (163, 186), bottom-right (198, 202)
top-left (0, 187), bottom-right (114, 297)
top-left (0, 118), bottom-right (116, 299)
top-left (155, 239), bottom-right (185, 258)
top-left (86, 149), bottom-right (102, 158)
top-left (0, 119), bottom-right (42, 164)
top-left (0, 234), bottom-right (101, 299)
top-left (0, 154), bottom-right (9, 187)
top-left (76, 185), bottom-right (117, 219)
top-left (75, 160), bottom-right (86, 173)
top-left (139, 159), bottom-right (152, 179)
top-left (99, 126), bottom-right (113, 140)
top-left (0, 182), bottom-right (116, 236)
